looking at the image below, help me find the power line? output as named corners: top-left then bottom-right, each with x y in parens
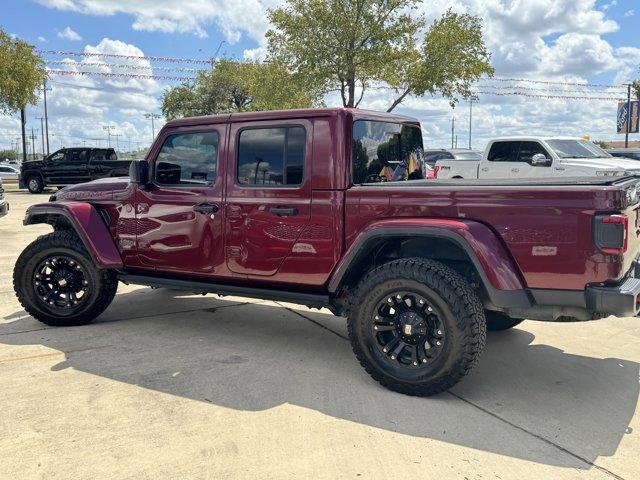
top-left (37, 49), bottom-right (210, 64)
top-left (476, 84), bottom-right (627, 95)
top-left (473, 90), bottom-right (626, 101)
top-left (486, 77), bottom-right (627, 90)
top-left (46, 60), bottom-right (200, 73)
top-left (47, 69), bottom-right (196, 82)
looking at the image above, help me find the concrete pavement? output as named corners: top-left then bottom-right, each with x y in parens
top-left (1, 190), bottom-right (638, 479)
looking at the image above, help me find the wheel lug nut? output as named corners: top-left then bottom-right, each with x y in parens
top-left (419, 299), bottom-right (424, 304)
top-left (396, 295), bottom-right (401, 299)
top-left (375, 316), bottom-right (379, 320)
top-left (437, 330), bottom-right (442, 335)
top-left (387, 298), bottom-right (392, 303)
top-left (436, 341), bottom-right (441, 346)
top-left (383, 348), bottom-right (388, 353)
top-left (390, 355), bottom-right (396, 360)
top-left (413, 362), bottom-right (418, 366)
top-left (422, 359), bottom-right (427, 363)
top-left (374, 326), bottom-right (378, 330)
top-left (427, 306), bottom-right (433, 312)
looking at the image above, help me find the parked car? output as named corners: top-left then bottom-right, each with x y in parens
top-left (424, 148), bottom-right (482, 167)
top-left (434, 136), bottom-right (640, 179)
top-left (607, 148), bottom-right (640, 161)
top-left (13, 108), bottom-right (640, 396)
top-left (0, 165), bottom-right (20, 181)
top-left (0, 179), bottom-right (8, 218)
top-left (19, 147), bottom-right (132, 193)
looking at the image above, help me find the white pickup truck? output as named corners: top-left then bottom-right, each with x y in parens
top-left (434, 136), bottom-right (640, 179)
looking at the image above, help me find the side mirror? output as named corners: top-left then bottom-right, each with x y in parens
top-left (129, 160), bottom-right (150, 185)
top-left (531, 153), bottom-right (551, 166)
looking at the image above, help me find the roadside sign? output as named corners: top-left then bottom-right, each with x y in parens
top-left (618, 101), bottom-right (639, 134)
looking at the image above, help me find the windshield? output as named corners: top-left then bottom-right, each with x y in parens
top-left (546, 140), bottom-right (612, 159)
top-left (352, 120), bottom-right (425, 183)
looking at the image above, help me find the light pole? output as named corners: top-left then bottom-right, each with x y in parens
top-left (112, 133), bottom-right (122, 152)
top-left (145, 113), bottom-right (161, 144)
top-left (37, 117), bottom-right (46, 157)
top-left (102, 125), bottom-right (116, 147)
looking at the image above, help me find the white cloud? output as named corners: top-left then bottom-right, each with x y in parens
top-left (623, 9), bottom-right (635, 17)
top-left (39, 0), bottom-right (281, 43)
top-left (57, 26), bottom-right (82, 41)
top-left (37, 36), bottom-right (47, 43)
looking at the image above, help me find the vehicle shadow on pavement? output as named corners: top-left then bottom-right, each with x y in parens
top-left (1, 287), bottom-right (638, 470)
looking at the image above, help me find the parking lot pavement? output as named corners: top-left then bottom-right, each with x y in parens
top-left (1, 190), bottom-right (638, 480)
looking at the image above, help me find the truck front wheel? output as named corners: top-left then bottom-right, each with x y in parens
top-left (347, 258), bottom-right (486, 396)
top-left (27, 175), bottom-right (44, 194)
top-left (13, 231), bottom-right (118, 326)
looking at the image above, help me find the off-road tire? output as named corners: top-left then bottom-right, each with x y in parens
top-left (27, 175), bottom-right (44, 194)
top-left (485, 311), bottom-right (524, 331)
top-left (13, 231), bottom-right (118, 326)
top-left (347, 258), bottom-right (486, 396)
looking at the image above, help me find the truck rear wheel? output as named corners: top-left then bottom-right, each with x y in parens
top-left (485, 311), bottom-right (524, 331)
top-left (347, 258), bottom-right (486, 396)
top-left (13, 231), bottom-right (118, 326)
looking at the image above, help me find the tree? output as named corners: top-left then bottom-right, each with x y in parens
top-left (162, 59), bottom-right (322, 120)
top-left (0, 30), bottom-right (47, 161)
top-left (267, 1), bottom-right (494, 111)
top-left (0, 149), bottom-right (18, 160)
top-left (633, 80), bottom-right (640, 100)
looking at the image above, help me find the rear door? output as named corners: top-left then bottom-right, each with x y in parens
top-left (224, 120), bottom-right (312, 277)
top-left (481, 141), bottom-right (520, 178)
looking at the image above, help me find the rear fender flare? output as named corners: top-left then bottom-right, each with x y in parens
top-left (328, 219), bottom-right (531, 309)
top-left (23, 202), bottom-right (123, 269)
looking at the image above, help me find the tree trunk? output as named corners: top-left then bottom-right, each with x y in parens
top-left (20, 107), bottom-right (27, 163)
top-left (346, 78), bottom-right (355, 107)
top-left (387, 88), bottom-right (411, 113)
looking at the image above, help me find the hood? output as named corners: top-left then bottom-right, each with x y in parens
top-left (559, 157), bottom-right (640, 171)
top-left (55, 177), bottom-right (131, 202)
top-left (21, 159), bottom-right (44, 170)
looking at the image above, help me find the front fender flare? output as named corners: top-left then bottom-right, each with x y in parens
top-left (328, 219), bottom-right (531, 309)
top-left (24, 202), bottom-right (123, 269)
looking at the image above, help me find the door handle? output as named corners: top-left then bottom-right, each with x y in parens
top-left (511, 168), bottom-right (520, 173)
top-left (481, 167), bottom-right (489, 172)
top-left (270, 206), bottom-right (299, 217)
top-left (193, 203), bottom-right (219, 214)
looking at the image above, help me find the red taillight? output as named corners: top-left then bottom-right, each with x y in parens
top-left (432, 166), bottom-right (440, 179)
top-left (595, 215), bottom-right (629, 255)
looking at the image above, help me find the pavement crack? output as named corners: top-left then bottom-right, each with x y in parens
top-left (447, 391), bottom-right (625, 480)
top-left (280, 306), bottom-right (349, 341)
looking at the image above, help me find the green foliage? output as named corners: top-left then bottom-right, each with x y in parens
top-left (592, 140), bottom-right (609, 149)
top-left (0, 149), bottom-right (18, 160)
top-left (267, 1), bottom-right (493, 111)
top-left (161, 59), bottom-right (321, 120)
top-left (633, 80), bottom-right (640, 100)
top-left (0, 30), bottom-right (47, 113)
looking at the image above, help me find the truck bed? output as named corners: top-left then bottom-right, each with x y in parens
top-left (362, 176), bottom-right (640, 187)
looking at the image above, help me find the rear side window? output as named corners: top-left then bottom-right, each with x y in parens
top-left (155, 131), bottom-right (219, 186)
top-left (487, 142), bottom-right (519, 162)
top-left (352, 120), bottom-right (425, 183)
top-left (237, 126), bottom-right (305, 186)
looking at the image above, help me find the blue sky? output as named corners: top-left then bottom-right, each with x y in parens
top-left (0, 0), bottom-right (639, 152)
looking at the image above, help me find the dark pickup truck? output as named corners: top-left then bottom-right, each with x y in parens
top-left (19, 147), bottom-right (132, 193)
top-left (13, 108), bottom-right (640, 396)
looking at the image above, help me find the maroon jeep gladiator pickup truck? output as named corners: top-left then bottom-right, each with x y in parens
top-left (13, 108), bottom-right (640, 396)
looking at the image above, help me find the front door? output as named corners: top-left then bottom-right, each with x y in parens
top-left (224, 120), bottom-right (312, 277)
top-left (512, 141), bottom-right (554, 178)
top-left (134, 126), bottom-right (226, 276)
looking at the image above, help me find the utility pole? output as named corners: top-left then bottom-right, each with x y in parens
top-left (42, 78), bottom-right (51, 155)
top-left (625, 84), bottom-right (632, 148)
top-left (37, 117), bottom-right (46, 157)
top-left (451, 116), bottom-right (455, 149)
top-left (30, 127), bottom-right (37, 159)
top-left (20, 108), bottom-right (27, 163)
top-left (102, 125), bottom-right (116, 147)
top-left (112, 134), bottom-right (122, 152)
top-left (145, 113), bottom-right (161, 143)
top-left (468, 99), bottom-right (474, 150)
